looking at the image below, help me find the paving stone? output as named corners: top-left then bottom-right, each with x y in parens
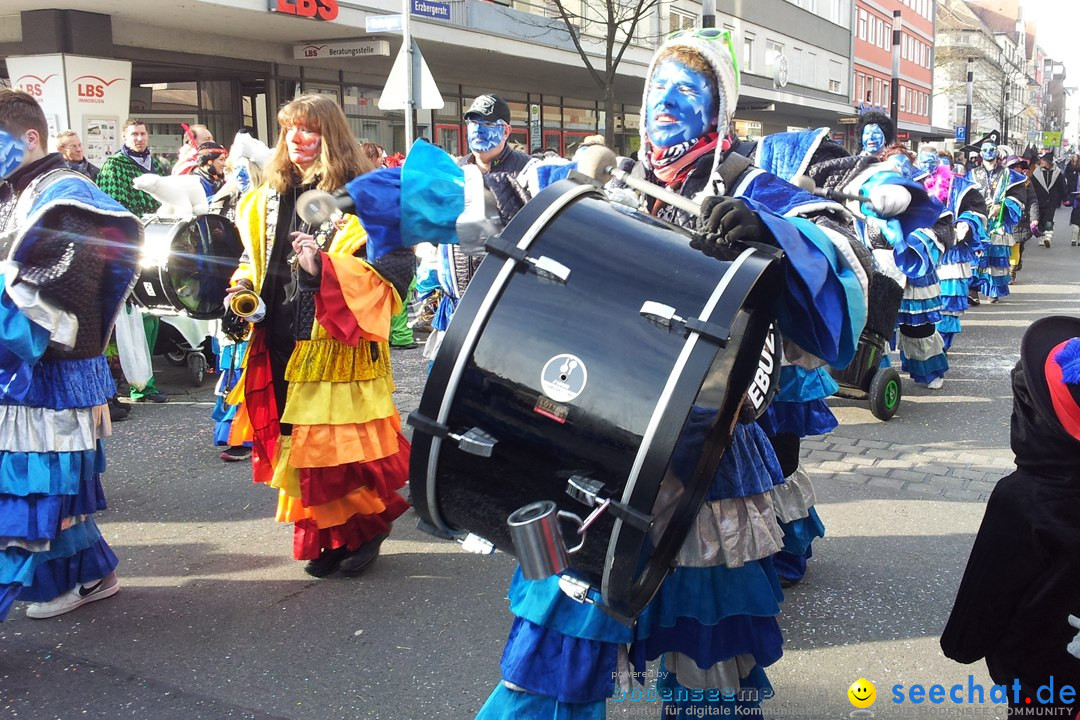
top-left (889, 469), bottom-right (930, 484)
top-left (868, 477), bottom-right (906, 491)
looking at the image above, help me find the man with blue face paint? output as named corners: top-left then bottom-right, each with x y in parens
top-left (969, 143), bottom-right (1026, 301)
top-left (477, 28), bottom-right (881, 720)
top-left (857, 111), bottom-right (895, 157)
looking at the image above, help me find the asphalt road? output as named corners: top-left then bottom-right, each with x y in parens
top-left (2, 207), bottom-right (1078, 720)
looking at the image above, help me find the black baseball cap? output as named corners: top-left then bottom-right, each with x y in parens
top-left (464, 94), bottom-right (511, 125)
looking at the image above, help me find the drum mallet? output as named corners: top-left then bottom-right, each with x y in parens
top-left (575, 145), bottom-right (703, 218)
top-left (791, 174), bottom-right (870, 204)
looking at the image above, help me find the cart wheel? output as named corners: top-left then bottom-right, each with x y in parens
top-left (868, 367), bottom-right (901, 421)
top-left (187, 353), bottom-right (207, 387)
top-left (164, 347), bottom-right (187, 366)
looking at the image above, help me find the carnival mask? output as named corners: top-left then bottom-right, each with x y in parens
top-left (980, 143), bottom-right (999, 163)
top-left (286, 125), bottom-right (322, 168)
top-left (917, 149), bottom-right (940, 175)
top-left (862, 124), bottom-right (886, 155)
top-left (646, 59), bottom-right (718, 148)
top-left (888, 153), bottom-right (917, 180)
top-left (0, 129), bottom-right (26, 180)
top-left (467, 120), bottom-right (506, 154)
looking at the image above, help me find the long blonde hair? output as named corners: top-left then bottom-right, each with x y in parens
top-left (264, 94), bottom-right (374, 193)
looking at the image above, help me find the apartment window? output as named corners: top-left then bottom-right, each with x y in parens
top-left (858, 9), bottom-right (867, 40)
top-left (743, 34), bottom-right (755, 72)
top-left (884, 24), bottom-right (892, 49)
top-left (806, 51), bottom-right (817, 86)
top-left (856, 74), bottom-right (863, 102)
top-left (900, 86), bottom-right (907, 111)
top-left (877, 18), bottom-right (885, 48)
top-left (766, 39), bottom-right (785, 74)
top-left (669, 6), bottom-right (695, 34)
top-left (791, 47), bottom-right (804, 83)
top-left (829, 59), bottom-right (842, 93)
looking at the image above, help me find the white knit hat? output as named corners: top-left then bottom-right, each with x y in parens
top-left (640, 29), bottom-right (741, 155)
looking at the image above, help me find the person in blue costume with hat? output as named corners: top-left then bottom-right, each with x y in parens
top-left (968, 143), bottom-right (1025, 303)
top-left (917, 146), bottom-right (988, 352)
top-left (468, 29), bottom-right (916, 720)
top-left (748, 127), bottom-right (942, 588)
top-left (0, 89), bottom-right (142, 620)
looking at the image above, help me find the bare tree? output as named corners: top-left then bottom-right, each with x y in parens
top-left (546, 0), bottom-right (662, 147)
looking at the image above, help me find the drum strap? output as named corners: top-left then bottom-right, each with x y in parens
top-left (713, 151), bottom-right (752, 199)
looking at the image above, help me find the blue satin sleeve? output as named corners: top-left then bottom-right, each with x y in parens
top-left (0, 277), bottom-right (50, 402)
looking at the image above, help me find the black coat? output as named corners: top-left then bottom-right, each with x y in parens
top-left (941, 363), bottom-right (1080, 705)
top-left (1031, 165), bottom-right (1069, 215)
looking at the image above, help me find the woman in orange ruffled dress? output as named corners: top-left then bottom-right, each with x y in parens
top-left (226, 94), bottom-right (413, 577)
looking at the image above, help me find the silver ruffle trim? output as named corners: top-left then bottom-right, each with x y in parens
top-left (665, 651), bottom-right (759, 691)
top-left (0, 403), bottom-right (111, 453)
top-left (897, 331), bottom-right (945, 361)
top-left (674, 493), bottom-right (784, 569)
top-left (769, 466), bottom-right (817, 524)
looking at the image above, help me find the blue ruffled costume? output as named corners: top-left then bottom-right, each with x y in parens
top-left (0, 169), bottom-right (140, 620)
top-left (476, 149), bottom-right (867, 719)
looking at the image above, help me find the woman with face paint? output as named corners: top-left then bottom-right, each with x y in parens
top-left (478, 30), bottom-right (873, 720)
top-left (227, 95), bottom-right (414, 577)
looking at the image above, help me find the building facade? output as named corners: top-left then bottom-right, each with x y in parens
top-left (852, 0), bottom-right (937, 146)
top-left (1, 0), bottom-right (855, 163)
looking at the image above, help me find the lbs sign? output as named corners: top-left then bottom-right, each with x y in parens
top-left (268, 0), bottom-right (339, 21)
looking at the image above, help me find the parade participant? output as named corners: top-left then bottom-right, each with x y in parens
top-left (872, 145), bottom-right (951, 389)
top-left (97, 118), bottom-right (170, 403)
top-left (56, 130), bottom-right (99, 181)
top-left (918, 146), bottom-right (988, 351)
top-left (172, 123), bottom-right (214, 176)
top-left (1031, 150), bottom-right (1068, 249)
top-left (857, 110), bottom-right (894, 158)
top-left (226, 94), bottom-right (412, 577)
top-left (417, 94), bottom-right (533, 362)
top-left (941, 316), bottom-right (1080, 718)
top-left (751, 128), bottom-right (940, 585)
top-left (968, 143), bottom-right (1025, 303)
top-left (0, 89), bottom-right (141, 620)
top-left (191, 142), bottom-right (227, 197)
top-left (476, 29), bottom-right (876, 719)
top-left (1071, 157), bottom-right (1080, 247)
top-left (1004, 155), bottom-right (1039, 282)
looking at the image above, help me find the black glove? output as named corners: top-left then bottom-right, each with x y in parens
top-left (692, 197), bottom-right (773, 257)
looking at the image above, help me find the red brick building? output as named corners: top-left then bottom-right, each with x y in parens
top-left (852, 0), bottom-right (938, 146)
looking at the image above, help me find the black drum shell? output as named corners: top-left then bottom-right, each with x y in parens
top-left (410, 180), bottom-right (779, 619)
top-left (132, 215), bottom-right (243, 319)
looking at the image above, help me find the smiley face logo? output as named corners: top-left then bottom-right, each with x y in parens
top-left (848, 678), bottom-right (876, 708)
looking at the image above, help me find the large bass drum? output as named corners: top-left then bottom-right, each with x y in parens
top-left (408, 180), bottom-right (782, 620)
top-left (132, 215), bottom-right (243, 319)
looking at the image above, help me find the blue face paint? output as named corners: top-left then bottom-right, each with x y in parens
top-left (917, 150), bottom-right (939, 175)
top-left (889, 154), bottom-right (917, 180)
top-left (646, 59), bottom-right (717, 148)
top-left (0, 129), bottom-right (26, 180)
top-left (862, 124), bottom-right (886, 154)
top-left (980, 143), bottom-right (998, 162)
top-left (940, 155), bottom-right (952, 167)
top-left (467, 120), bottom-right (506, 154)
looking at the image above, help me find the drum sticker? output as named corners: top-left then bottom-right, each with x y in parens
top-left (540, 354), bottom-right (588, 403)
top-left (534, 395), bottom-right (569, 424)
top-left (142, 281), bottom-right (157, 297)
top-left (746, 324), bottom-right (781, 418)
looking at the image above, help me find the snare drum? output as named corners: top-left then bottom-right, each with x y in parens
top-left (133, 215), bottom-right (243, 319)
top-left (408, 180), bottom-right (782, 619)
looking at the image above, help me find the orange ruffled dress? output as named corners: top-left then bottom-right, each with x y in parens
top-left (230, 186), bottom-right (410, 560)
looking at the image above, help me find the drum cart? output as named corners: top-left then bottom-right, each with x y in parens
top-left (828, 269), bottom-right (904, 421)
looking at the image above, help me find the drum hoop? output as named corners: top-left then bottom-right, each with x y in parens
top-left (602, 247), bottom-right (776, 617)
top-left (423, 182), bottom-right (598, 533)
top-left (137, 215), bottom-right (239, 320)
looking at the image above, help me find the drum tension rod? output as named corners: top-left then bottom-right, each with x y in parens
top-left (566, 475), bottom-right (652, 532)
top-left (485, 236), bottom-right (572, 285)
top-left (406, 412), bottom-right (498, 458)
top-left (639, 301), bottom-right (731, 347)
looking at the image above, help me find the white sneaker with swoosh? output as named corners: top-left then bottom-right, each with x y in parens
top-left (25, 572), bottom-right (120, 619)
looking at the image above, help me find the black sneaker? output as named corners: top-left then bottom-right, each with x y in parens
top-left (303, 546), bottom-right (351, 578)
top-left (108, 397), bottom-right (130, 422)
top-left (220, 446), bottom-right (252, 462)
top-left (339, 535), bottom-right (388, 577)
